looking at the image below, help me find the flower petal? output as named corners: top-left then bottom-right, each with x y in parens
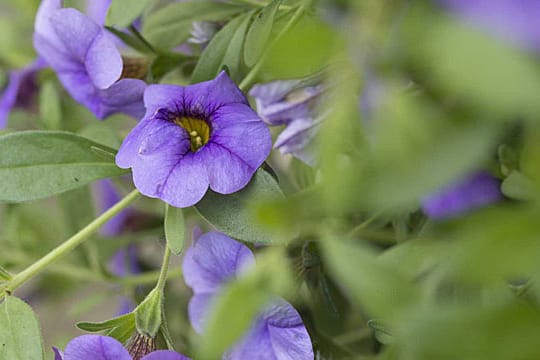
top-left (85, 30), bottom-right (123, 89)
top-left (52, 347), bottom-right (63, 360)
top-left (187, 292), bottom-right (214, 334)
top-left (182, 231), bottom-right (255, 294)
top-left (98, 78), bottom-right (146, 118)
top-left (63, 335), bottom-right (131, 360)
top-left (226, 319), bottom-right (274, 360)
top-left (143, 84), bottom-right (185, 117)
top-left (142, 350), bottom-right (191, 360)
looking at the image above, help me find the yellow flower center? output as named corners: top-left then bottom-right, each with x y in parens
top-left (174, 116), bottom-right (211, 152)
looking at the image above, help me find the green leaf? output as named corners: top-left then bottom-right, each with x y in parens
top-left (244, 0), bottom-right (281, 67)
top-left (164, 204), bottom-right (185, 255)
top-left (195, 169), bottom-right (284, 244)
top-left (106, 0), bottom-right (152, 28)
top-left (501, 171), bottom-right (535, 201)
top-left (191, 14), bottom-right (246, 83)
top-left (105, 26), bottom-right (155, 54)
top-left (367, 319), bottom-right (394, 345)
top-left (77, 313), bottom-right (135, 332)
top-left (322, 239), bottom-right (420, 320)
top-left (0, 265), bottom-right (11, 281)
top-left (142, 1), bottom-right (246, 50)
top-left (0, 131), bottom-right (127, 203)
top-left (38, 81), bottom-right (61, 130)
top-left (220, 11), bottom-right (255, 82)
top-left (135, 289), bottom-right (163, 338)
top-left (0, 296), bottom-right (44, 360)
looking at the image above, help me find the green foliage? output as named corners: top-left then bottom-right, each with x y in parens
top-left (164, 204), bottom-right (185, 255)
top-left (0, 296), bottom-right (44, 360)
top-left (0, 131), bottom-right (126, 203)
top-left (244, 0), bottom-right (281, 67)
top-left (106, 0), bottom-right (153, 28)
top-left (77, 313), bottom-right (136, 344)
top-left (196, 169), bottom-right (285, 244)
top-left (135, 288), bottom-right (163, 338)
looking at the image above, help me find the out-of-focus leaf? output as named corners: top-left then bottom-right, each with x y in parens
top-left (38, 81), bottom-right (61, 130)
top-left (143, 1), bottom-right (246, 50)
top-left (220, 11), bottom-right (255, 82)
top-left (106, 0), bottom-right (152, 28)
top-left (322, 238), bottom-right (420, 320)
top-left (190, 14), bottom-right (246, 83)
top-left (501, 171), bottom-right (535, 200)
top-left (244, 0), bottom-right (281, 67)
top-left (0, 296), bottom-right (44, 360)
top-left (164, 204), bottom-right (185, 255)
top-left (0, 265), bottom-right (11, 281)
top-left (105, 26), bottom-right (155, 54)
top-left (367, 319), bottom-right (394, 344)
top-left (0, 131), bottom-right (127, 202)
top-left (396, 302), bottom-right (540, 360)
top-left (196, 169), bottom-right (284, 244)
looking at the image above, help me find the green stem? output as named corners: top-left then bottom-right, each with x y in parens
top-left (2, 189), bottom-right (140, 297)
top-left (155, 246), bottom-right (172, 292)
top-left (238, 1), bottom-right (309, 91)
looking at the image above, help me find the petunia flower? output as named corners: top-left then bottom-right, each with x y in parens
top-left (421, 170), bottom-right (503, 219)
top-left (182, 231), bottom-right (314, 360)
top-left (249, 77), bottom-right (325, 165)
top-left (439, 0), bottom-right (540, 53)
top-left (52, 334), bottom-right (189, 360)
top-left (116, 71), bottom-right (272, 208)
top-left (0, 58), bottom-right (46, 128)
top-left (33, 0), bottom-right (146, 119)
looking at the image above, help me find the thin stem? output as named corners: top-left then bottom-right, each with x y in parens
top-left (239, 1), bottom-right (309, 91)
top-left (2, 189), bottom-right (140, 297)
top-left (155, 246), bottom-right (172, 292)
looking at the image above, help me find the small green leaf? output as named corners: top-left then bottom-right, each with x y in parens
top-left (191, 14), bottom-right (246, 83)
top-left (164, 204), bottom-right (185, 255)
top-left (143, 1), bottom-right (246, 50)
top-left (0, 131), bottom-right (127, 203)
top-left (195, 169), bottom-right (284, 244)
top-left (0, 265), bottom-right (11, 281)
top-left (501, 171), bottom-right (535, 201)
top-left (244, 0), bottom-right (281, 67)
top-left (77, 312), bottom-right (135, 332)
top-left (220, 11), bottom-right (255, 82)
top-left (106, 0), bottom-right (153, 28)
top-left (38, 81), bottom-right (61, 130)
top-left (367, 319), bottom-right (394, 344)
top-left (135, 289), bottom-right (162, 338)
top-left (0, 296), bottom-right (44, 360)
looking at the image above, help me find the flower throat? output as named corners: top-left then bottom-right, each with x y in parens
top-left (174, 116), bottom-right (211, 152)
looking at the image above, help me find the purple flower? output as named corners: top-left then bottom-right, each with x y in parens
top-left (422, 170), bottom-right (503, 219)
top-left (439, 0), bottom-right (540, 53)
top-left (94, 179), bottom-right (131, 237)
top-left (182, 231), bottom-right (314, 360)
top-left (249, 78), bottom-right (325, 165)
top-left (109, 245), bottom-right (140, 315)
top-left (0, 58), bottom-right (46, 128)
top-left (33, 0), bottom-right (146, 119)
top-left (116, 71), bottom-right (272, 208)
top-left (53, 335), bottom-right (189, 360)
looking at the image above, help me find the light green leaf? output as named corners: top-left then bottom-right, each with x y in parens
top-left (0, 265), bottom-right (11, 281)
top-left (191, 14), bottom-right (246, 83)
top-left (143, 1), bottom-right (246, 50)
top-left (77, 312), bottom-right (135, 332)
top-left (0, 131), bottom-right (127, 203)
top-left (164, 204), bottom-right (185, 255)
top-left (106, 0), bottom-right (153, 28)
top-left (135, 289), bottom-right (163, 338)
top-left (220, 11), bottom-right (255, 82)
top-left (243, 0), bottom-right (281, 67)
top-left (0, 296), bottom-right (44, 360)
top-left (501, 171), bottom-right (535, 201)
top-left (195, 169), bottom-right (284, 244)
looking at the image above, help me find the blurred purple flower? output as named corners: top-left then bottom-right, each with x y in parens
top-left (0, 58), bottom-right (46, 128)
top-left (439, 0), bottom-right (540, 53)
top-left (188, 21), bottom-right (219, 46)
top-left (33, 0), bottom-right (146, 119)
top-left (52, 335), bottom-right (189, 360)
top-left (116, 71), bottom-right (271, 208)
top-left (85, 0), bottom-right (111, 25)
top-left (109, 245), bottom-right (140, 315)
top-left (422, 170), bottom-right (503, 219)
top-left (249, 77), bottom-right (325, 165)
top-left (182, 231), bottom-right (314, 360)
top-left (94, 179), bottom-right (130, 237)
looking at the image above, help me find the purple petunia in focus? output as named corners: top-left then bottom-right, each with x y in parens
top-left (116, 71), bottom-right (272, 208)
top-left (422, 170), bottom-right (503, 219)
top-left (249, 76), bottom-right (325, 165)
top-left (33, 0), bottom-right (146, 119)
top-left (439, 0), bottom-right (540, 53)
top-left (53, 335), bottom-right (190, 360)
top-left (0, 58), bottom-right (46, 128)
top-left (182, 231), bottom-right (314, 360)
